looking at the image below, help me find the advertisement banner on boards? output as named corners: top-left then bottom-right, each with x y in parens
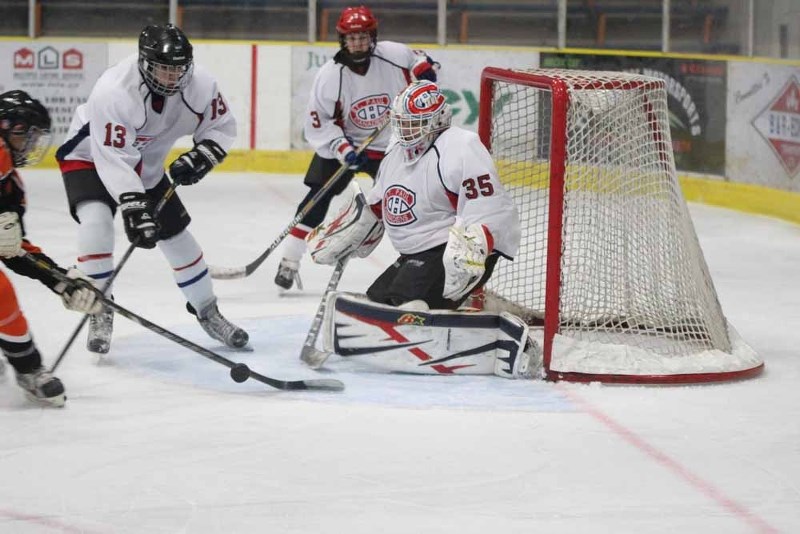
top-left (728, 62), bottom-right (800, 192)
top-left (540, 53), bottom-right (727, 175)
top-left (0, 42), bottom-right (107, 145)
top-left (290, 46), bottom-right (539, 150)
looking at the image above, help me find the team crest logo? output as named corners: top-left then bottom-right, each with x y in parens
top-left (349, 94), bottom-right (391, 129)
top-left (752, 76), bottom-right (800, 178)
top-left (397, 313), bottom-right (425, 326)
top-left (384, 185), bottom-right (417, 226)
top-left (402, 83), bottom-right (446, 115)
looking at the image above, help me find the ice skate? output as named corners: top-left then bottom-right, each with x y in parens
top-left (16, 366), bottom-right (66, 407)
top-left (274, 258), bottom-right (303, 291)
top-left (189, 299), bottom-right (249, 349)
top-left (87, 303), bottom-right (114, 354)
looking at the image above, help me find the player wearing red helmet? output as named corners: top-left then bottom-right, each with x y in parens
top-left (274, 5), bottom-right (440, 291)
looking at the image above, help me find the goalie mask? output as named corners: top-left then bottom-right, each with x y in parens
top-left (0, 90), bottom-right (52, 168)
top-left (336, 6), bottom-right (378, 65)
top-left (138, 23), bottom-right (194, 96)
top-left (391, 81), bottom-right (452, 164)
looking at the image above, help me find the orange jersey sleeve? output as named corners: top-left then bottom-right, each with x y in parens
top-left (0, 139), bottom-right (13, 180)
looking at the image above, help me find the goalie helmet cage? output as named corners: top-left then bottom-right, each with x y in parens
top-left (478, 67), bottom-right (763, 384)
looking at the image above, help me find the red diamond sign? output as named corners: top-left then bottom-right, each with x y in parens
top-left (753, 77), bottom-right (800, 178)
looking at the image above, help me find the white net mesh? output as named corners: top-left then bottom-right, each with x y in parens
top-left (482, 68), bottom-right (761, 381)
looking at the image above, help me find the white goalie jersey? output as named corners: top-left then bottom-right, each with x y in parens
top-left (367, 126), bottom-right (521, 258)
top-left (58, 54), bottom-right (236, 202)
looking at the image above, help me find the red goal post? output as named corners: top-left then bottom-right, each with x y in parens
top-left (478, 67), bottom-right (763, 384)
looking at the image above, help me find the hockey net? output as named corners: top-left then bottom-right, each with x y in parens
top-left (478, 67), bottom-right (762, 384)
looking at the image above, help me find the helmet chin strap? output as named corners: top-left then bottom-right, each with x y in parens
top-left (333, 47), bottom-right (372, 72)
top-left (348, 41), bottom-right (373, 62)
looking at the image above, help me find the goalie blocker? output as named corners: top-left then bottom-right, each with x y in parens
top-left (322, 293), bottom-right (541, 379)
top-left (307, 181), bottom-right (383, 265)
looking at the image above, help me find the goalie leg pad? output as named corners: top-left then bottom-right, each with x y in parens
top-left (322, 293), bottom-right (536, 378)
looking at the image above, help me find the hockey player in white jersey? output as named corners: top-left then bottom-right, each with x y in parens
top-left (57, 24), bottom-right (248, 355)
top-left (307, 81), bottom-right (539, 379)
top-left (274, 4), bottom-right (439, 291)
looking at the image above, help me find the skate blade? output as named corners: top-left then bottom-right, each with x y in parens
top-left (215, 344), bottom-right (254, 353)
top-left (24, 391), bottom-right (66, 408)
top-left (91, 352), bottom-right (113, 366)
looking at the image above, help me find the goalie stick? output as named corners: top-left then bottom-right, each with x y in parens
top-left (299, 257), bottom-right (348, 368)
top-left (24, 253), bottom-right (345, 392)
top-left (208, 120), bottom-right (389, 280)
top-left (50, 181), bottom-right (179, 372)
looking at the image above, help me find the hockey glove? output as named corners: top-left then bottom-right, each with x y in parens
top-left (442, 223), bottom-right (492, 301)
top-left (119, 192), bottom-right (160, 249)
top-left (54, 267), bottom-right (103, 315)
top-left (169, 139), bottom-right (227, 186)
top-left (0, 211), bottom-right (23, 258)
top-left (330, 137), bottom-right (368, 170)
top-left (411, 51), bottom-right (440, 82)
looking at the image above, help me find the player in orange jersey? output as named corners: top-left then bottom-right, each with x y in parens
top-left (0, 90), bottom-right (102, 406)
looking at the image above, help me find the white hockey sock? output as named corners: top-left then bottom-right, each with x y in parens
top-left (158, 230), bottom-right (214, 311)
top-left (75, 201), bottom-right (115, 289)
top-left (282, 224), bottom-right (311, 262)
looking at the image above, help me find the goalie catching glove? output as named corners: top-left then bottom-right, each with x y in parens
top-left (169, 139), bottom-right (227, 185)
top-left (307, 182), bottom-right (384, 265)
top-left (442, 223), bottom-right (493, 301)
top-left (53, 267), bottom-right (103, 315)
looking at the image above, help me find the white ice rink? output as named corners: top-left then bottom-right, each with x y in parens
top-left (1, 170), bottom-right (798, 533)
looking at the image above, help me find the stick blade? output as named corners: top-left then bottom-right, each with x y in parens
top-left (300, 345), bottom-right (332, 369)
top-left (291, 378), bottom-right (345, 392)
top-left (248, 370), bottom-right (344, 392)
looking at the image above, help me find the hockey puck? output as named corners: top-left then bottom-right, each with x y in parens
top-left (230, 363), bottom-right (250, 383)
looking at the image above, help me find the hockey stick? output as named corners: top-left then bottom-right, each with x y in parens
top-left (299, 257), bottom-right (348, 369)
top-left (208, 120), bottom-right (389, 280)
top-left (50, 181), bottom-right (179, 372)
top-left (25, 253), bottom-right (345, 392)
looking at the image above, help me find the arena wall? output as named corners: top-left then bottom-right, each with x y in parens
top-left (1, 37), bottom-right (798, 222)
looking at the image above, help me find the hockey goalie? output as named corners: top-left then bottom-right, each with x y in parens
top-left (306, 80), bottom-right (540, 379)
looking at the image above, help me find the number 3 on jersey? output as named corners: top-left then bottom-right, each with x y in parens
top-left (463, 174), bottom-right (494, 199)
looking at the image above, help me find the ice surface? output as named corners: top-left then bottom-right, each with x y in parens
top-left (0, 171), bottom-right (797, 533)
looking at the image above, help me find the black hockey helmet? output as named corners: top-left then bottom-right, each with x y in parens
top-left (336, 6), bottom-right (378, 64)
top-left (0, 90), bottom-right (52, 167)
top-left (138, 23), bottom-right (194, 96)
